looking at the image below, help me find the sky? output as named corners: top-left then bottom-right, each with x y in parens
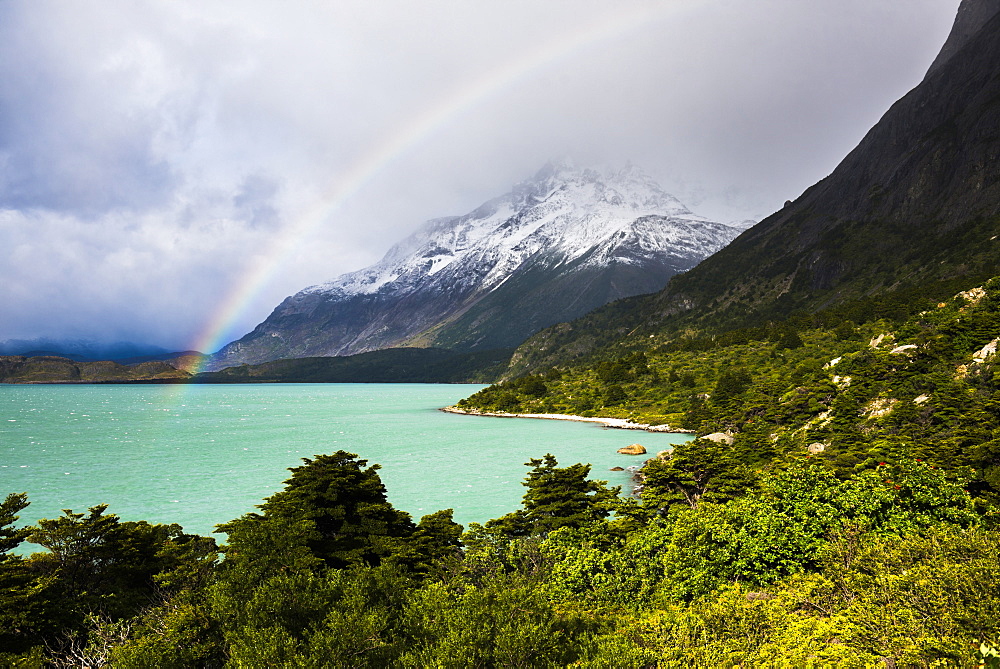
top-left (0, 0), bottom-right (962, 353)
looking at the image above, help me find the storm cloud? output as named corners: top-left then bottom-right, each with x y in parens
top-left (0, 0), bottom-right (961, 351)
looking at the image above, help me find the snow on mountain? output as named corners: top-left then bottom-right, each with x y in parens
top-left (309, 162), bottom-right (725, 296)
top-left (209, 162), bottom-right (748, 369)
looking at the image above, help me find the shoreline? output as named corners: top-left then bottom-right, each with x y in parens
top-left (441, 406), bottom-right (693, 434)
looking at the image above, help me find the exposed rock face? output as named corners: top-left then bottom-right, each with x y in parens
top-left (673, 1), bottom-right (1000, 300)
top-left (927, 0), bottom-right (1000, 78)
top-left (210, 162), bottom-right (744, 369)
top-left (972, 338), bottom-right (999, 362)
top-left (703, 432), bottom-right (734, 445)
top-left (864, 398), bottom-right (899, 419)
top-left (617, 444), bottom-right (647, 455)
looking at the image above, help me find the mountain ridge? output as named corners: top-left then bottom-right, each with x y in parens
top-left (208, 162), bottom-right (745, 370)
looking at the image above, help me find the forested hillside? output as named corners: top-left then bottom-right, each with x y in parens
top-left (460, 277), bottom-right (1000, 494)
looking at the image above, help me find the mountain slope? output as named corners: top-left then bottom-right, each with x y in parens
top-left (459, 274), bottom-right (1000, 495)
top-left (209, 163), bottom-right (744, 369)
top-left (506, 1), bottom-right (1000, 375)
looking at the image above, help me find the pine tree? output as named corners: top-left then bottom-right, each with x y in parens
top-left (487, 454), bottom-right (620, 537)
top-left (0, 493), bottom-right (37, 655)
top-left (222, 450), bottom-right (416, 571)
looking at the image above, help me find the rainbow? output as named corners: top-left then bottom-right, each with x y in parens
top-left (187, 0), bottom-right (700, 372)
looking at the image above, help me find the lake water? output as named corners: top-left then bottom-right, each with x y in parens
top-left (0, 384), bottom-right (688, 544)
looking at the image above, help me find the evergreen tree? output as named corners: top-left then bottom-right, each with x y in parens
top-left (221, 450), bottom-right (416, 572)
top-left (0, 492), bottom-right (30, 556)
top-left (487, 454), bottom-right (619, 537)
top-left (0, 493), bottom-right (37, 656)
top-left (398, 509), bottom-right (464, 577)
top-left (28, 506), bottom-right (186, 623)
top-left (641, 438), bottom-right (757, 512)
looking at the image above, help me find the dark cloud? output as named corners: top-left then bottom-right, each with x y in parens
top-left (0, 5), bottom-right (178, 215)
top-left (0, 0), bottom-right (962, 350)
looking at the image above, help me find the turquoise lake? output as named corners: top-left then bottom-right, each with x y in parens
top-left (0, 383), bottom-right (689, 543)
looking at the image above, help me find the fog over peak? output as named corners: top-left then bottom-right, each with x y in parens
top-left (0, 0), bottom-right (961, 351)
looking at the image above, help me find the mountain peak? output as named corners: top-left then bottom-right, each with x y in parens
top-left (208, 163), bottom-right (746, 369)
top-left (531, 158), bottom-right (578, 182)
top-left (514, 160), bottom-right (691, 218)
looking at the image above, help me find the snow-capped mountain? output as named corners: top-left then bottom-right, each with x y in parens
top-left (209, 162), bottom-right (748, 369)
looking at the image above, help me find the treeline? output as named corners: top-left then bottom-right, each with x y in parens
top-left (193, 347), bottom-right (514, 385)
top-left (2, 449), bottom-right (998, 666)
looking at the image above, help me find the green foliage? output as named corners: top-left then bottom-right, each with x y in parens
top-left (534, 458), bottom-right (986, 609)
top-left (0, 492), bottom-right (30, 556)
top-left (8, 448), bottom-right (1000, 665)
top-left (221, 450), bottom-right (415, 573)
top-left (663, 459), bottom-right (979, 597)
top-left (0, 493), bottom-right (39, 656)
top-left (108, 599), bottom-right (223, 668)
top-left (221, 565), bottom-right (413, 667)
top-left (641, 439), bottom-right (759, 511)
top-left (399, 574), bottom-right (596, 667)
top-left (485, 454), bottom-right (620, 538)
top-left (462, 276), bottom-right (1000, 509)
top-left (776, 329), bottom-right (803, 349)
top-left (393, 509), bottom-right (464, 577)
top-left (27, 506), bottom-right (187, 629)
top-left (578, 522), bottom-right (1000, 667)
top-left (712, 367), bottom-right (752, 405)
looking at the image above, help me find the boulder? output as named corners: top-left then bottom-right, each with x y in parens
top-left (617, 444), bottom-right (647, 455)
top-left (703, 432), bottom-right (734, 445)
top-left (609, 466), bottom-right (625, 471)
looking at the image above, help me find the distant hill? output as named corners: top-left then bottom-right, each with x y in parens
top-left (194, 347), bottom-right (512, 384)
top-left (0, 356), bottom-right (192, 383)
top-left (0, 348), bottom-right (511, 385)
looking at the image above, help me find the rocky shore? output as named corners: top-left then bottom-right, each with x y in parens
top-left (441, 406), bottom-right (693, 434)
